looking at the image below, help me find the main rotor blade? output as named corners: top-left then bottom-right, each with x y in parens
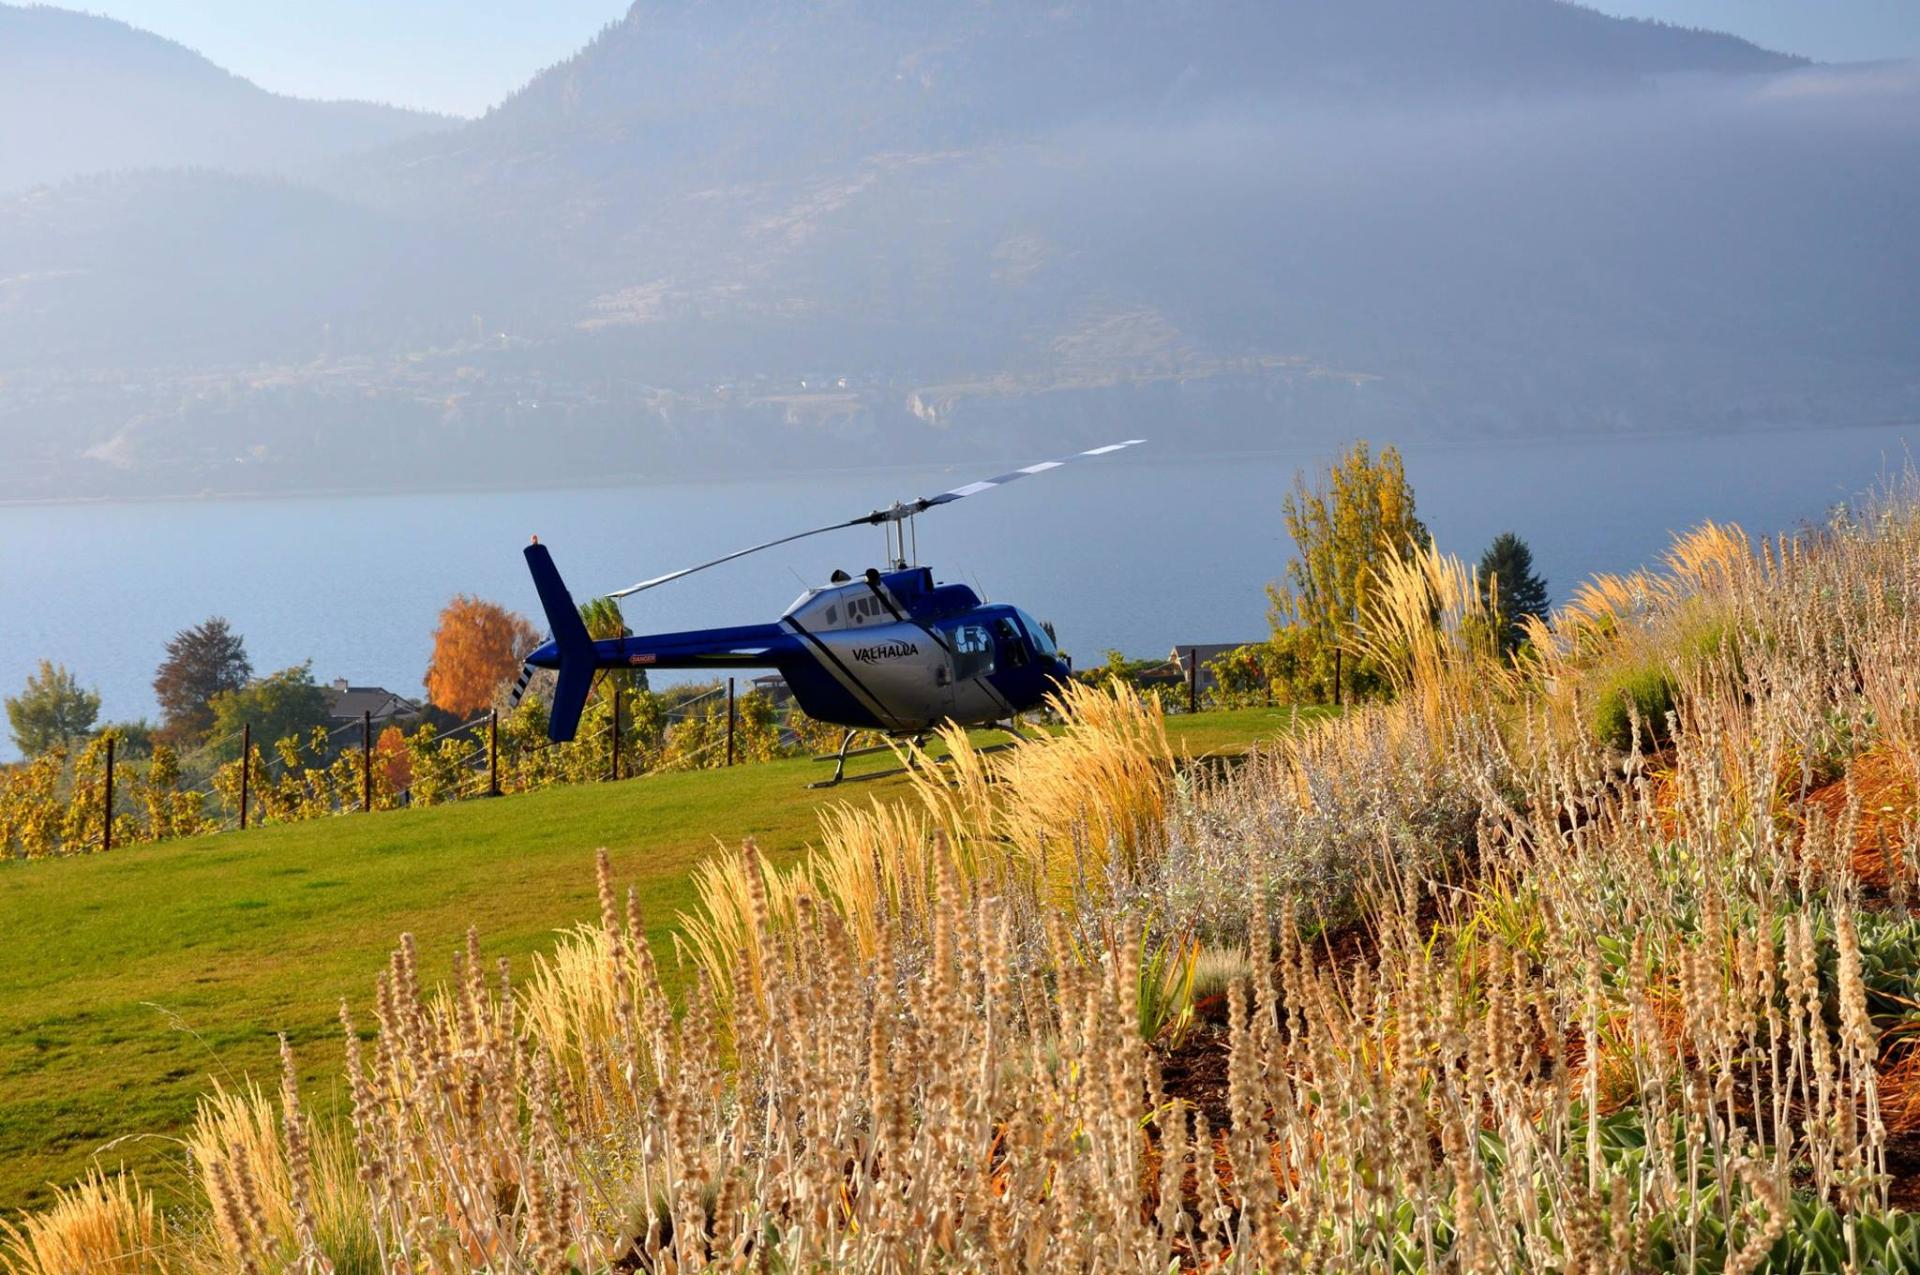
top-left (602, 438), bottom-right (1146, 600)
top-left (907, 438), bottom-right (1146, 516)
top-left (606, 516), bottom-right (869, 599)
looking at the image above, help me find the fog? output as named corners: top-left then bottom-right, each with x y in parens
top-left (1, 2), bottom-right (1916, 500)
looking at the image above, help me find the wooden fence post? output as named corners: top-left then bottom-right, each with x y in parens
top-left (1333, 647), bottom-right (1343, 709)
top-left (489, 709), bottom-right (501, 797)
top-left (102, 735), bottom-right (114, 854)
top-left (1188, 647), bottom-right (1199, 715)
top-left (726, 677), bottom-right (736, 767)
top-left (239, 722), bottom-right (251, 830)
top-left (361, 710), bottom-right (372, 812)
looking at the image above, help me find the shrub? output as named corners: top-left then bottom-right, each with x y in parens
top-left (1589, 656), bottom-right (1677, 751)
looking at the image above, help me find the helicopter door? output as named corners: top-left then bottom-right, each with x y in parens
top-left (992, 618), bottom-right (1031, 669)
top-left (942, 620), bottom-right (1005, 723)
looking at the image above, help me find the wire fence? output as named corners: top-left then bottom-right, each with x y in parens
top-left (0, 674), bottom-right (844, 859)
top-left (5, 642), bottom-right (1275, 861)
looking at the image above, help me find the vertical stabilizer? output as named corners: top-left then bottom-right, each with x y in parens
top-left (523, 542), bottom-right (597, 742)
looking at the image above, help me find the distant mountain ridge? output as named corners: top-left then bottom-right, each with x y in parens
top-left (5, 0), bottom-right (1916, 505)
top-left (0, 4), bottom-right (453, 194)
top-left (449, 0), bottom-right (1800, 184)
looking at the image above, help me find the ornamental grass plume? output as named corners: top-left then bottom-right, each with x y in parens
top-left (901, 677), bottom-right (1175, 905)
top-left (0, 1172), bottom-right (169, 1275)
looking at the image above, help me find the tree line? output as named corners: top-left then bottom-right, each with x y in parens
top-left (1087, 441), bottom-right (1550, 709)
top-left (0, 595), bottom-right (856, 861)
top-left (4, 438), bottom-right (1550, 856)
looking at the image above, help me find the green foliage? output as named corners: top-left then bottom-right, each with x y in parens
top-left (1261, 597), bottom-right (1390, 704)
top-left (1202, 644), bottom-right (1272, 708)
top-left (1589, 658), bottom-right (1676, 751)
top-left (5, 660), bottom-right (100, 756)
top-left (206, 663), bottom-right (331, 761)
top-left (1135, 931), bottom-right (1199, 1048)
top-left (1586, 615), bottom-right (1739, 752)
top-left (57, 733), bottom-right (134, 853)
top-left (1075, 650), bottom-right (1181, 713)
top-left (579, 595), bottom-right (650, 700)
top-left (134, 743), bottom-right (209, 841)
top-left (404, 723), bottom-right (481, 806)
top-left (151, 616), bottom-right (251, 745)
top-left (95, 719), bottom-right (156, 758)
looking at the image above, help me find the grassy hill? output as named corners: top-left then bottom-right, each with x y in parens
top-left (0, 706), bottom-right (1322, 1211)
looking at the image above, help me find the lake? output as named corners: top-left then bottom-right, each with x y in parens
top-left (1, 423), bottom-right (1913, 761)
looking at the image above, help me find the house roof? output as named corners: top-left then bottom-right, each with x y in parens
top-left (324, 686), bottom-right (422, 721)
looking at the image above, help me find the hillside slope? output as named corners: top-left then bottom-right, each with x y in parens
top-left (0, 706), bottom-right (1307, 1211)
top-left (0, 3), bottom-right (452, 194)
top-left (6, 2), bottom-right (1917, 501)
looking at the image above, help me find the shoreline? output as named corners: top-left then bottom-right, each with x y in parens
top-left (3, 415), bottom-right (1917, 512)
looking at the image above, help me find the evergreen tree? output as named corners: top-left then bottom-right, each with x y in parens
top-left (1478, 531), bottom-right (1550, 654)
top-left (5, 660), bottom-right (101, 756)
top-left (153, 617), bottom-right (251, 745)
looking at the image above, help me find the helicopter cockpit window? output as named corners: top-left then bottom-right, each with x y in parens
top-left (944, 622), bottom-right (995, 681)
top-left (1016, 610), bottom-right (1057, 659)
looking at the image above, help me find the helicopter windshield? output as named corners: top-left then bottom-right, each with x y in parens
top-left (1016, 610), bottom-right (1058, 658)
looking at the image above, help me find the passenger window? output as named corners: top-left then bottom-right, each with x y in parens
top-left (994, 618), bottom-right (1029, 668)
top-left (945, 622), bottom-right (995, 681)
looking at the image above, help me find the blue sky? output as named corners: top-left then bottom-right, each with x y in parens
top-left (82, 1), bottom-right (1920, 117)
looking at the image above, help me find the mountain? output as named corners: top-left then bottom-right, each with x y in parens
top-left (0, 4), bottom-right (452, 194)
top-left (4, 0), bottom-right (1916, 503)
top-left (357, 0), bottom-right (1801, 234)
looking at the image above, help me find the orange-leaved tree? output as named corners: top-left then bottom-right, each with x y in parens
top-left (424, 595), bottom-right (540, 717)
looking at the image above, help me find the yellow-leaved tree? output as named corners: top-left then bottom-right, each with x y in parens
top-left (1267, 440), bottom-right (1428, 704)
top-left (424, 595), bottom-right (540, 717)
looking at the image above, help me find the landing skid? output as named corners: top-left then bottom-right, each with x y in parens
top-left (806, 720), bottom-right (1030, 788)
top-left (808, 730), bottom-right (912, 788)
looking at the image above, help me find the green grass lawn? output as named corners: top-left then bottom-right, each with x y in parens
top-left (0, 706), bottom-right (1329, 1212)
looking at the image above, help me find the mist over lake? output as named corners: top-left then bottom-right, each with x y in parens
top-left (3, 422), bottom-right (1909, 760)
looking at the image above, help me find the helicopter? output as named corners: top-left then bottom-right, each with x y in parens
top-left (513, 439), bottom-right (1144, 783)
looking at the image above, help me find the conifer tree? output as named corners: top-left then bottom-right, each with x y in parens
top-left (1477, 531), bottom-right (1550, 654)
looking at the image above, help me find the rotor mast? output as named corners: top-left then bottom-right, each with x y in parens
top-left (875, 499), bottom-right (920, 569)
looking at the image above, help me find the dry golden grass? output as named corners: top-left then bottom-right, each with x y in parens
top-left (676, 679), bottom-right (1175, 1007)
top-left (0, 1172), bottom-right (168, 1275)
top-left (17, 487), bottom-right (1920, 1270)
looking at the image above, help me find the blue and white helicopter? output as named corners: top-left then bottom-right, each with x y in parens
top-left (514, 440), bottom-right (1143, 782)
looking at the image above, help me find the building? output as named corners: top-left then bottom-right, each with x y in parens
top-left (1169, 643), bottom-right (1266, 696)
top-left (323, 680), bottom-right (423, 727)
top-left (751, 673), bottom-right (794, 707)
